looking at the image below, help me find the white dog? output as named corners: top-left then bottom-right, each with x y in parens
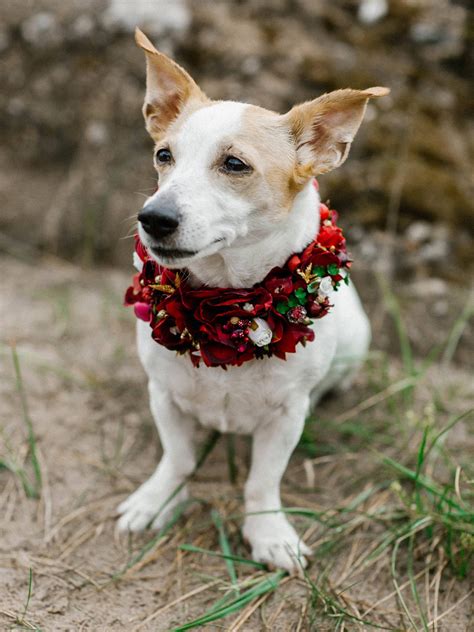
top-left (118, 28), bottom-right (389, 573)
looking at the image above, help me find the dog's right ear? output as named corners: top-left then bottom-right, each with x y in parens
top-left (284, 87), bottom-right (389, 178)
top-left (135, 28), bottom-right (207, 140)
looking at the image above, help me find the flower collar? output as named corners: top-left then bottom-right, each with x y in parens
top-left (125, 185), bottom-right (351, 368)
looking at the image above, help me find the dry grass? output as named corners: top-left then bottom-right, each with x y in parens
top-left (0, 253), bottom-right (472, 631)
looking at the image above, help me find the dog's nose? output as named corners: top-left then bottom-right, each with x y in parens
top-left (138, 203), bottom-right (180, 239)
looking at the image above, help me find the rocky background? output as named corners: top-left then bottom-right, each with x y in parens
top-left (0, 0), bottom-right (472, 278)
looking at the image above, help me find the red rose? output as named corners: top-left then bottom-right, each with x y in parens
top-left (264, 273), bottom-right (294, 296)
top-left (193, 287), bottom-right (272, 323)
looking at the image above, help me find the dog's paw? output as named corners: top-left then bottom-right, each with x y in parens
top-left (117, 480), bottom-right (188, 532)
top-left (243, 515), bottom-right (312, 575)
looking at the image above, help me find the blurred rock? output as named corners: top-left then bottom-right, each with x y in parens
top-left (409, 0), bottom-right (465, 60)
top-left (102, 0), bottom-right (190, 36)
top-left (408, 278), bottom-right (448, 298)
top-left (69, 14), bottom-right (95, 40)
top-left (0, 26), bottom-right (10, 52)
top-left (406, 221), bottom-right (432, 245)
top-left (358, 0), bottom-right (388, 25)
top-left (21, 11), bottom-right (62, 47)
top-left (418, 226), bottom-right (450, 263)
top-left (85, 121), bottom-right (108, 146)
top-left (432, 300), bottom-right (449, 317)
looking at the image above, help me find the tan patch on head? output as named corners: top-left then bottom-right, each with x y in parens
top-left (237, 106), bottom-right (308, 212)
top-left (290, 162), bottom-right (314, 192)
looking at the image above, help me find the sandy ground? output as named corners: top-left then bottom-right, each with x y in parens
top-left (0, 252), bottom-right (472, 631)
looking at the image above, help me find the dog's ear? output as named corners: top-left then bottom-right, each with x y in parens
top-left (135, 28), bottom-right (208, 139)
top-left (284, 87), bottom-right (389, 176)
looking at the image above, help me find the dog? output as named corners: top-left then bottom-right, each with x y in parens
top-left (117, 28), bottom-right (389, 573)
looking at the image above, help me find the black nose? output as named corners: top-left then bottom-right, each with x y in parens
top-left (138, 203), bottom-right (180, 239)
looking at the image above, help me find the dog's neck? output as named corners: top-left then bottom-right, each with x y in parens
top-left (187, 181), bottom-right (320, 288)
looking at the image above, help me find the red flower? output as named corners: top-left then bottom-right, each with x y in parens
top-left (264, 273), bottom-right (294, 296)
top-left (193, 287), bottom-right (272, 322)
top-left (319, 203), bottom-right (330, 220)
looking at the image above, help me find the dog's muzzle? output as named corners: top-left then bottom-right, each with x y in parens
top-left (138, 196), bottom-right (180, 240)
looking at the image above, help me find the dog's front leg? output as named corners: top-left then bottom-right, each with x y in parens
top-left (243, 398), bottom-right (312, 574)
top-left (117, 380), bottom-right (196, 532)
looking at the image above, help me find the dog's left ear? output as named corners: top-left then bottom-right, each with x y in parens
top-left (285, 87), bottom-right (389, 176)
top-left (135, 28), bottom-right (208, 139)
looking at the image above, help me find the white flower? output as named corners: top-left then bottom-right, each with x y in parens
top-left (243, 303), bottom-right (254, 312)
top-left (248, 318), bottom-right (273, 347)
top-left (318, 276), bottom-right (334, 297)
top-left (133, 251), bottom-right (143, 272)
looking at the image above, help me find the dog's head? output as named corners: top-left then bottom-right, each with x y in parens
top-left (135, 29), bottom-right (388, 268)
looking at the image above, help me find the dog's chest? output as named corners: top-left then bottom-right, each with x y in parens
top-left (172, 363), bottom-right (294, 433)
top-left (137, 319), bottom-right (336, 434)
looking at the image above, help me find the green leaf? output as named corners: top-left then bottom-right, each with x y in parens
top-left (327, 263), bottom-right (339, 275)
top-left (276, 302), bottom-right (290, 315)
top-left (294, 287), bottom-right (307, 304)
top-left (314, 266), bottom-right (325, 277)
top-left (344, 274), bottom-right (350, 286)
top-left (308, 280), bottom-right (319, 294)
top-left (287, 295), bottom-right (298, 308)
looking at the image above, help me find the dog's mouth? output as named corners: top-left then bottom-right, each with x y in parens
top-left (148, 238), bottom-right (226, 265)
top-left (150, 245), bottom-right (198, 259)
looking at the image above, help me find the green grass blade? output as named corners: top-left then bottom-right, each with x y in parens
top-left (424, 409), bottom-right (474, 462)
top-left (24, 567), bottom-right (33, 619)
top-left (408, 532), bottom-right (429, 631)
top-left (304, 569), bottom-right (394, 630)
top-left (173, 571), bottom-right (285, 631)
top-left (442, 294), bottom-right (474, 366)
top-left (11, 345), bottom-right (42, 498)
top-left (211, 510), bottom-right (239, 593)
top-left (382, 456), bottom-right (466, 513)
top-left (414, 426), bottom-right (429, 511)
top-left (390, 534), bottom-right (419, 630)
top-left (179, 543), bottom-right (267, 569)
top-left (0, 458), bottom-right (37, 498)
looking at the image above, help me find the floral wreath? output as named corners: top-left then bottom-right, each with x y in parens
top-left (125, 183), bottom-right (351, 368)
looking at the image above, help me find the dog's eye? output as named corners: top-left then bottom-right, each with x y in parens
top-left (155, 148), bottom-right (172, 164)
top-left (223, 155), bottom-right (251, 173)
